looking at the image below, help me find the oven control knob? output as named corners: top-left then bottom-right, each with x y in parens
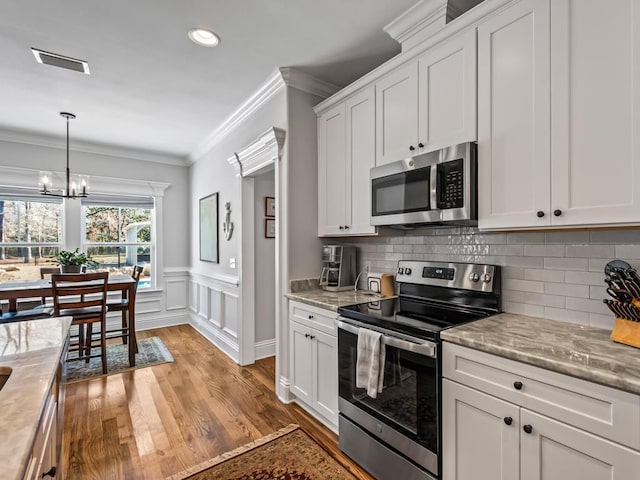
top-left (482, 273), bottom-right (492, 283)
top-left (405, 268), bottom-right (412, 275)
top-left (398, 268), bottom-right (404, 275)
top-left (469, 273), bottom-right (480, 282)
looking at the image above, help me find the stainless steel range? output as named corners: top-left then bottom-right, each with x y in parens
top-left (336, 260), bottom-right (501, 480)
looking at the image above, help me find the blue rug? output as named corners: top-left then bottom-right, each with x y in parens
top-left (63, 336), bottom-right (173, 383)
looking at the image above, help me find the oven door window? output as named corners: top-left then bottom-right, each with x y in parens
top-left (372, 168), bottom-right (431, 217)
top-left (338, 329), bottom-right (438, 454)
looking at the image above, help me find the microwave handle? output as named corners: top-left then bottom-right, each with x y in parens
top-left (319, 267), bottom-right (329, 286)
top-left (430, 164), bottom-right (438, 210)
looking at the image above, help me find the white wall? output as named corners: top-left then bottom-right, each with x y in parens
top-left (253, 170), bottom-right (276, 344)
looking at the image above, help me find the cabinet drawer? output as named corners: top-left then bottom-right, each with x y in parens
top-left (289, 301), bottom-right (337, 336)
top-left (443, 342), bottom-right (640, 449)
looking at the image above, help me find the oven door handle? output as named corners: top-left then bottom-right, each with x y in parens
top-left (335, 319), bottom-right (437, 358)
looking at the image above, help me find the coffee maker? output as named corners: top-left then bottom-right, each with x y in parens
top-left (320, 245), bottom-right (356, 291)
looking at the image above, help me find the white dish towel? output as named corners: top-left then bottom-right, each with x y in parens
top-left (356, 328), bottom-right (386, 398)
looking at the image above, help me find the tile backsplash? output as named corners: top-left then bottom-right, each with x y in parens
top-left (328, 227), bottom-right (640, 330)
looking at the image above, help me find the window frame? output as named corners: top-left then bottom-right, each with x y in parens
top-left (81, 202), bottom-right (156, 290)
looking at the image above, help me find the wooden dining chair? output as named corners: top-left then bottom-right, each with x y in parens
top-left (51, 272), bottom-right (109, 374)
top-left (39, 267), bottom-right (60, 306)
top-left (107, 265), bottom-right (143, 350)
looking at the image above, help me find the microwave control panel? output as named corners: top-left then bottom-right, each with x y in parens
top-left (438, 158), bottom-right (464, 209)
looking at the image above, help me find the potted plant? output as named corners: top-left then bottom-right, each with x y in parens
top-left (56, 248), bottom-right (99, 273)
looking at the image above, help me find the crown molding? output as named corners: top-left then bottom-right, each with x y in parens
top-left (188, 68), bottom-right (337, 165)
top-left (0, 164), bottom-right (170, 197)
top-left (188, 71), bottom-right (286, 164)
top-left (227, 127), bottom-right (286, 177)
top-left (0, 128), bottom-right (187, 166)
top-left (384, 0), bottom-right (448, 51)
top-left (278, 67), bottom-right (340, 98)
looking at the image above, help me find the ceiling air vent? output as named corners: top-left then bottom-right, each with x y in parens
top-left (31, 48), bottom-right (90, 74)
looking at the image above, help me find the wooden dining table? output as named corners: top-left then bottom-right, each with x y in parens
top-left (0, 274), bottom-right (137, 366)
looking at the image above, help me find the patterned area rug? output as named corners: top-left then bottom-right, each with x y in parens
top-left (63, 336), bottom-right (173, 383)
top-left (167, 424), bottom-right (358, 480)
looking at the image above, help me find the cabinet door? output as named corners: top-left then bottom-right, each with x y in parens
top-left (289, 321), bottom-right (313, 405)
top-left (312, 329), bottom-right (338, 424)
top-left (375, 62), bottom-right (419, 166)
top-left (477, 0), bottom-right (551, 230)
top-left (521, 409), bottom-right (640, 480)
top-left (418, 29), bottom-right (477, 152)
top-left (345, 86), bottom-right (376, 235)
top-left (442, 380), bottom-right (520, 480)
top-left (318, 103), bottom-right (347, 235)
top-left (550, 0), bottom-right (640, 226)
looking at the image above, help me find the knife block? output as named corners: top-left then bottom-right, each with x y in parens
top-left (610, 317), bottom-right (640, 349)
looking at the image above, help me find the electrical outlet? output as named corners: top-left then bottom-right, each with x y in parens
top-left (364, 261), bottom-right (371, 274)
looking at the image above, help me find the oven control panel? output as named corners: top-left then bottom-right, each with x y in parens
top-left (422, 266), bottom-right (455, 280)
top-left (396, 260), bottom-right (499, 293)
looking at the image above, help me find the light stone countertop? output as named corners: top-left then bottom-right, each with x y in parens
top-left (285, 289), bottom-right (391, 312)
top-left (441, 313), bottom-right (640, 395)
top-left (0, 316), bottom-right (72, 480)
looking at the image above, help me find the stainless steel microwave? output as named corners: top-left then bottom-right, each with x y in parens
top-left (370, 142), bottom-right (477, 228)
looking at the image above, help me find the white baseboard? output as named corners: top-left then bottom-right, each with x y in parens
top-left (255, 338), bottom-right (276, 360)
top-left (190, 314), bottom-right (240, 363)
top-left (277, 375), bottom-right (294, 404)
top-left (135, 313), bottom-right (190, 331)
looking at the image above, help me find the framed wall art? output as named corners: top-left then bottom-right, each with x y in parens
top-left (265, 218), bottom-right (276, 238)
top-left (199, 192), bottom-right (219, 263)
top-left (265, 196), bottom-right (276, 218)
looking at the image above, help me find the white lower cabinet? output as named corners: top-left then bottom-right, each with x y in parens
top-left (442, 343), bottom-right (640, 480)
top-left (288, 301), bottom-right (338, 428)
top-left (24, 377), bottom-right (59, 480)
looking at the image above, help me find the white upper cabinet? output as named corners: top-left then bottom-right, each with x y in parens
top-left (418, 29), bottom-right (477, 153)
top-left (318, 103), bottom-right (347, 235)
top-left (478, 0), bottom-right (551, 230)
top-left (375, 63), bottom-right (419, 166)
top-left (479, 0), bottom-right (640, 230)
top-left (550, 0), bottom-right (640, 226)
top-left (345, 87), bottom-right (376, 235)
top-left (376, 32), bottom-right (477, 167)
top-left (318, 86), bottom-right (376, 236)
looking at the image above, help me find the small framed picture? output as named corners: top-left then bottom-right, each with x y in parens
top-left (265, 218), bottom-right (276, 238)
top-left (265, 196), bottom-right (276, 218)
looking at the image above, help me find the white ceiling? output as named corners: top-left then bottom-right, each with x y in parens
top-left (0, 0), bottom-right (418, 163)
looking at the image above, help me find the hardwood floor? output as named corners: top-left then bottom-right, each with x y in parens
top-left (63, 324), bottom-right (373, 479)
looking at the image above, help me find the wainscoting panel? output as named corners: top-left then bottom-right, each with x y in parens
top-left (165, 278), bottom-right (188, 310)
top-left (198, 284), bottom-right (210, 319)
top-left (188, 280), bottom-right (198, 312)
top-left (189, 271), bottom-right (241, 363)
top-left (222, 291), bottom-right (239, 337)
top-left (209, 288), bottom-right (223, 328)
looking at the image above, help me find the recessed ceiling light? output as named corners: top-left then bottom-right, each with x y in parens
top-left (188, 28), bottom-right (220, 47)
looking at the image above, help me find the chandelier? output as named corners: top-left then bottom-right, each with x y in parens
top-left (39, 112), bottom-right (89, 199)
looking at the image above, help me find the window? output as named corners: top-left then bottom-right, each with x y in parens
top-left (0, 192), bottom-right (63, 281)
top-left (83, 195), bottom-right (155, 289)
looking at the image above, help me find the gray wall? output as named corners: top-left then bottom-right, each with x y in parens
top-left (189, 91), bottom-right (286, 277)
top-left (0, 139), bottom-right (190, 268)
top-left (331, 227), bottom-right (640, 330)
top-left (254, 170), bottom-right (275, 343)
